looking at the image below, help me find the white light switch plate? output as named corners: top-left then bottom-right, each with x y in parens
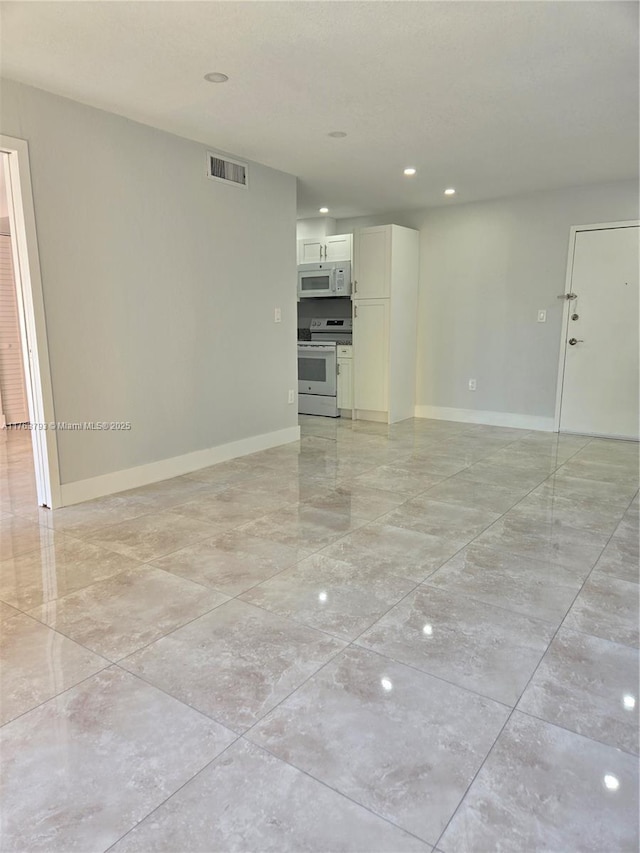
top-left (537, 310), bottom-right (547, 323)
top-left (274, 307), bottom-right (282, 323)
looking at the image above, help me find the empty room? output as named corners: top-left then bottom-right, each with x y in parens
top-left (0, 2), bottom-right (638, 851)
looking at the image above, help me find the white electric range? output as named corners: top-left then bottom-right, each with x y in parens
top-left (297, 318), bottom-right (352, 417)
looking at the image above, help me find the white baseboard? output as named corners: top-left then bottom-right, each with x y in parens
top-left (354, 409), bottom-right (388, 423)
top-left (414, 405), bottom-right (555, 432)
top-left (60, 425), bottom-right (301, 507)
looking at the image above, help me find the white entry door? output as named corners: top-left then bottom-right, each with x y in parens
top-left (559, 224), bottom-right (639, 439)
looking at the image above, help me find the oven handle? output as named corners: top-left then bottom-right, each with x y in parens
top-left (297, 344), bottom-right (337, 353)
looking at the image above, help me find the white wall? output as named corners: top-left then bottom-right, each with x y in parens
top-left (338, 180), bottom-right (638, 427)
top-left (296, 217), bottom-right (337, 240)
top-left (1, 80), bottom-right (298, 490)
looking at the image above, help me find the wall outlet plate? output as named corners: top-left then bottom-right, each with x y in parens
top-left (537, 309), bottom-right (547, 323)
top-left (468, 379), bottom-right (477, 391)
top-left (288, 389), bottom-right (295, 404)
top-left (274, 307), bottom-right (282, 323)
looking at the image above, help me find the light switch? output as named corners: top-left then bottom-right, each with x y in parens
top-left (274, 307), bottom-right (282, 323)
top-left (537, 310), bottom-right (547, 323)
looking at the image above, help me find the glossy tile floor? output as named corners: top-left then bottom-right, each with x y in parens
top-left (1, 417), bottom-right (638, 852)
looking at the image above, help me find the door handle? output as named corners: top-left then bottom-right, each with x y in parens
top-left (568, 338), bottom-right (584, 346)
top-left (558, 293), bottom-right (578, 300)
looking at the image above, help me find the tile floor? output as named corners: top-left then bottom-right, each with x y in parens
top-left (0, 416), bottom-right (638, 852)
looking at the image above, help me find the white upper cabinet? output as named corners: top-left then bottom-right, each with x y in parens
top-left (298, 234), bottom-right (353, 265)
top-left (324, 234), bottom-right (353, 263)
top-left (298, 238), bottom-right (324, 264)
top-left (354, 226), bottom-right (390, 298)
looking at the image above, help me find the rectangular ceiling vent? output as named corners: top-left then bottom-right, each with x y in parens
top-left (206, 151), bottom-right (248, 189)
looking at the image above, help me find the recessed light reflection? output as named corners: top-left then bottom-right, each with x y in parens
top-left (381, 677), bottom-right (393, 692)
top-left (623, 694), bottom-right (636, 710)
top-left (318, 591), bottom-right (328, 603)
top-left (603, 774), bottom-right (620, 791)
top-left (423, 623), bottom-right (433, 636)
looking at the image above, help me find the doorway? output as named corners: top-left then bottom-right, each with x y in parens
top-left (0, 157), bottom-right (30, 430)
top-left (556, 222), bottom-right (639, 440)
top-left (0, 135), bottom-right (60, 508)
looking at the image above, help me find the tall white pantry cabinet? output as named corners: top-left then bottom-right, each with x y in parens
top-left (352, 225), bottom-right (420, 424)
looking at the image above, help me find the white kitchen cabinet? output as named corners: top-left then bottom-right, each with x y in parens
top-left (337, 346), bottom-right (353, 411)
top-left (324, 234), bottom-right (353, 263)
top-left (353, 300), bottom-right (388, 413)
top-left (298, 233), bottom-right (352, 264)
top-left (353, 226), bottom-right (389, 298)
top-left (352, 225), bottom-right (419, 424)
top-left (298, 238), bottom-right (324, 264)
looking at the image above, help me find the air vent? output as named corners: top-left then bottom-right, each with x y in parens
top-left (206, 151), bottom-right (248, 188)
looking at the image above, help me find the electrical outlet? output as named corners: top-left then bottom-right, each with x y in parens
top-left (274, 307), bottom-right (282, 323)
top-left (288, 389), bottom-right (295, 404)
top-left (537, 309), bottom-right (547, 323)
top-left (468, 379), bottom-right (477, 391)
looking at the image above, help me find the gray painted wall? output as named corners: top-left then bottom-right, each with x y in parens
top-left (338, 180), bottom-right (638, 420)
top-left (1, 80), bottom-right (298, 484)
top-left (296, 217), bottom-right (337, 240)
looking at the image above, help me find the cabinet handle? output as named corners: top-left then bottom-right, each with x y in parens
top-left (354, 280), bottom-right (358, 293)
top-left (337, 364), bottom-right (341, 375)
top-left (354, 305), bottom-right (358, 318)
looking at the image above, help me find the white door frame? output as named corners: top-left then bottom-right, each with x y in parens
top-left (554, 219), bottom-right (640, 434)
top-left (1, 135), bottom-right (61, 508)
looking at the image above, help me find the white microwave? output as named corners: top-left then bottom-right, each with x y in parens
top-left (297, 261), bottom-right (352, 299)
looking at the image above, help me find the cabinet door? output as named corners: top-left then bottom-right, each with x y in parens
top-left (324, 234), bottom-right (353, 263)
top-left (298, 239), bottom-right (323, 264)
top-left (355, 227), bottom-right (389, 298)
top-left (337, 358), bottom-right (353, 409)
top-left (353, 299), bottom-right (389, 412)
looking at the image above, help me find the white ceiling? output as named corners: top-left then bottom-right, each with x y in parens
top-left (1, 1), bottom-right (638, 219)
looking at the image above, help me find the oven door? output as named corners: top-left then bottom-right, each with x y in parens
top-left (297, 344), bottom-right (337, 396)
top-left (297, 269), bottom-right (335, 298)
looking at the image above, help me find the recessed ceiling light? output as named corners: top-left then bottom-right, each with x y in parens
top-left (319, 207), bottom-right (329, 213)
top-left (444, 187), bottom-right (456, 195)
top-left (328, 131), bottom-right (347, 138)
top-left (204, 72), bottom-right (229, 83)
top-left (403, 168), bottom-right (417, 176)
